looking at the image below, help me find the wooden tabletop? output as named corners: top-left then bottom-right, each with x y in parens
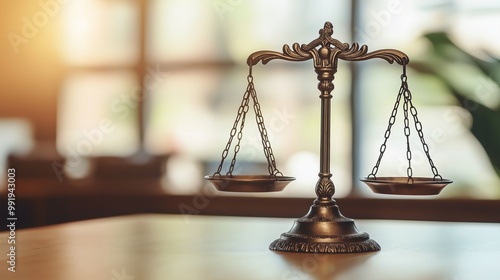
top-left (1, 214), bottom-right (500, 280)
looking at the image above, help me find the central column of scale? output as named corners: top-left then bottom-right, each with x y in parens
top-left (315, 66), bottom-right (336, 200)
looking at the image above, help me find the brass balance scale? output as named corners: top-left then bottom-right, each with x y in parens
top-left (204, 22), bottom-right (452, 254)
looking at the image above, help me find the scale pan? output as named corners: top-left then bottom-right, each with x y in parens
top-left (204, 175), bottom-right (295, 192)
top-left (360, 177), bottom-right (452, 195)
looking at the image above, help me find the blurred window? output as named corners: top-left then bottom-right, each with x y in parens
top-left (356, 0), bottom-right (500, 198)
top-left (58, 0), bottom-right (500, 199)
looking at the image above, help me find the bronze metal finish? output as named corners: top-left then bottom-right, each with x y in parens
top-left (248, 22), bottom-right (406, 253)
top-left (204, 175), bottom-right (295, 192)
top-left (362, 60), bottom-right (452, 194)
top-left (361, 177), bottom-right (453, 195)
top-left (206, 64), bottom-right (295, 192)
top-left (204, 22), bottom-right (451, 254)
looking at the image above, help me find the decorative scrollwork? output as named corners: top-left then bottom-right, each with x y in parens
top-left (247, 21), bottom-right (409, 68)
top-left (338, 42), bottom-right (408, 65)
top-left (247, 43), bottom-right (312, 66)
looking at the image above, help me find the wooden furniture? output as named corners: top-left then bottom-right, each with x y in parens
top-left (3, 179), bottom-right (500, 229)
top-left (1, 214), bottom-right (500, 279)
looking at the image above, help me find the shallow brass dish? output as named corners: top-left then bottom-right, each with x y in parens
top-left (204, 175), bottom-right (295, 192)
top-left (360, 177), bottom-right (453, 195)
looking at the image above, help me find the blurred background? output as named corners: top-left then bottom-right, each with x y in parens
top-left (1, 0), bottom-right (499, 228)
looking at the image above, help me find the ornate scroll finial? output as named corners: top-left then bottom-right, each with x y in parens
top-left (302, 22), bottom-right (349, 52)
top-left (323, 21), bottom-right (333, 36)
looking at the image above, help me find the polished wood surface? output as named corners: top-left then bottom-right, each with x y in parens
top-left (1, 214), bottom-right (500, 280)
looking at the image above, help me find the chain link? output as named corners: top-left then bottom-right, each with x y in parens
top-left (214, 67), bottom-right (283, 177)
top-left (402, 84), bottom-right (413, 180)
top-left (368, 63), bottom-right (442, 181)
top-left (249, 81), bottom-right (282, 176)
top-left (214, 76), bottom-right (252, 176)
top-left (368, 79), bottom-right (404, 178)
top-left (401, 67), bottom-right (442, 180)
top-left (227, 83), bottom-right (251, 175)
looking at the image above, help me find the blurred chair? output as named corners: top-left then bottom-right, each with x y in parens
top-left (91, 153), bottom-right (168, 180)
top-left (7, 142), bottom-right (64, 180)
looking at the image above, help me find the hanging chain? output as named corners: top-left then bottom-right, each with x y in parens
top-left (249, 81), bottom-right (282, 176)
top-left (368, 83), bottom-right (404, 178)
top-left (226, 78), bottom-right (251, 175)
top-left (214, 67), bottom-right (283, 177)
top-left (402, 75), bottom-right (413, 180)
top-left (368, 62), bottom-right (442, 181)
top-left (400, 63), bottom-right (442, 181)
top-left (214, 74), bottom-right (251, 176)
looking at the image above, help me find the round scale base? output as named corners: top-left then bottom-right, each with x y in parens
top-left (270, 231), bottom-right (380, 254)
top-left (269, 199), bottom-right (380, 254)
